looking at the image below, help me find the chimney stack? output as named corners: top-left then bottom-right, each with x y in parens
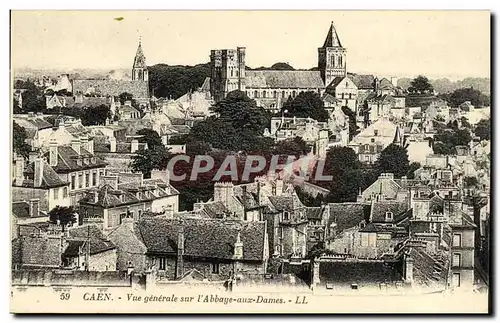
top-left (164, 204), bottom-right (174, 218)
top-left (15, 157), bottom-right (25, 186)
top-left (121, 216), bottom-right (134, 231)
top-left (109, 137), bottom-right (117, 153)
top-left (80, 136), bottom-right (89, 153)
top-left (151, 169), bottom-right (170, 185)
top-left (29, 199), bottom-right (40, 217)
top-left (233, 230), bottom-right (244, 260)
top-left (175, 222), bottom-right (185, 279)
top-left (131, 139), bottom-right (139, 153)
top-left (28, 152), bottom-right (38, 164)
top-left (71, 138), bottom-right (81, 155)
top-left (34, 158), bottom-right (44, 188)
top-left (49, 139), bottom-right (58, 166)
top-left (404, 254), bottom-right (414, 285)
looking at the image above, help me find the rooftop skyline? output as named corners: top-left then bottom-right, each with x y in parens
top-left (11, 11), bottom-right (490, 80)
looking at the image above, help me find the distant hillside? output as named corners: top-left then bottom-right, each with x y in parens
top-left (398, 77), bottom-right (490, 94)
top-left (250, 62), bottom-right (295, 71)
top-left (13, 68), bottom-right (131, 82)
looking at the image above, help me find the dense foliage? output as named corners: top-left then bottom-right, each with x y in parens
top-left (280, 91), bottom-right (329, 122)
top-left (13, 121), bottom-right (31, 159)
top-left (148, 63), bottom-right (211, 99)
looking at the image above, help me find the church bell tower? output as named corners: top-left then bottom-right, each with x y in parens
top-left (132, 38), bottom-right (148, 82)
top-left (318, 22), bottom-right (347, 87)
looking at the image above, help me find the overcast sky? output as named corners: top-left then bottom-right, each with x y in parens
top-left (11, 10), bottom-right (490, 80)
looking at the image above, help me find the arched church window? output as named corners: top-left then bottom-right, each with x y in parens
top-left (273, 91), bottom-right (277, 98)
top-left (254, 90), bottom-right (259, 98)
top-left (339, 55), bottom-right (343, 67)
top-left (263, 91), bottom-right (267, 98)
top-left (230, 69), bottom-right (233, 77)
top-left (292, 90), bottom-right (297, 97)
top-left (282, 91), bottom-right (286, 98)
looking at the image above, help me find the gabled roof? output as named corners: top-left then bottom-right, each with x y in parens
top-left (350, 74), bottom-right (375, 90)
top-left (40, 146), bottom-right (107, 173)
top-left (199, 201), bottom-right (230, 219)
top-left (19, 160), bottom-right (69, 188)
top-left (328, 202), bottom-right (370, 232)
top-left (12, 201), bottom-right (46, 218)
top-left (370, 201), bottom-right (410, 223)
top-left (322, 22), bottom-right (343, 48)
top-left (245, 70), bottom-right (325, 89)
top-left (13, 116), bottom-right (53, 130)
top-left (63, 238), bottom-right (116, 257)
top-left (136, 217), bottom-right (266, 262)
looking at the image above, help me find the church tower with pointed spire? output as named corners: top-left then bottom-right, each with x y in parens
top-left (318, 22), bottom-right (347, 86)
top-left (132, 38), bottom-right (148, 82)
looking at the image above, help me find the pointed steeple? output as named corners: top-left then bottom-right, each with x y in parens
top-left (322, 21), bottom-right (342, 48)
top-left (393, 125), bottom-right (402, 146)
top-left (133, 37), bottom-right (146, 68)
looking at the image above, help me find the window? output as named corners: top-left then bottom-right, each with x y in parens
top-left (452, 273), bottom-right (461, 288)
top-left (282, 91), bottom-right (286, 98)
top-left (63, 187), bottom-right (68, 198)
top-left (292, 91), bottom-right (296, 97)
top-left (368, 233), bottom-right (377, 247)
top-left (211, 262), bottom-right (220, 274)
top-left (158, 257), bottom-right (167, 271)
top-left (119, 213), bottom-right (127, 223)
top-left (71, 175), bottom-right (76, 190)
top-left (92, 172), bottom-right (97, 186)
top-left (53, 188), bottom-right (59, 200)
top-left (254, 90), bottom-right (259, 98)
top-left (385, 212), bottom-right (393, 221)
top-left (85, 173), bottom-right (90, 187)
top-left (263, 91), bottom-right (267, 98)
top-left (349, 93), bottom-right (352, 99)
top-left (374, 130), bottom-right (379, 136)
top-left (351, 284), bottom-right (358, 290)
top-left (453, 234), bottom-right (462, 247)
top-left (453, 253), bottom-right (461, 267)
top-left (78, 174), bottom-right (83, 189)
top-left (371, 138), bottom-right (375, 143)
top-left (326, 283), bottom-right (334, 290)
top-left (138, 210), bottom-right (143, 218)
top-left (273, 91), bottom-right (277, 98)
top-left (361, 233), bottom-right (369, 247)
top-left (283, 211), bottom-right (290, 221)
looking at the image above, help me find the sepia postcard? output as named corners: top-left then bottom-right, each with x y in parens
top-left (10, 10), bottom-right (491, 314)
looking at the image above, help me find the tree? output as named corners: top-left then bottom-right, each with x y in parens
top-left (137, 128), bottom-right (163, 149)
top-left (464, 176), bottom-right (479, 188)
top-left (318, 146), bottom-right (362, 203)
top-left (131, 145), bottom-right (172, 178)
top-left (48, 206), bottom-right (77, 232)
top-left (16, 79), bottom-right (46, 113)
top-left (80, 104), bottom-right (111, 126)
top-left (148, 63), bottom-right (211, 99)
top-left (186, 90), bottom-right (273, 153)
top-left (274, 137), bottom-right (309, 158)
top-left (341, 106), bottom-right (359, 140)
top-left (408, 75), bottom-right (433, 94)
top-left (295, 187), bottom-right (325, 207)
top-left (13, 121), bottom-right (31, 159)
top-left (281, 91), bottom-right (329, 122)
top-left (449, 87), bottom-right (490, 108)
top-left (433, 126), bottom-right (472, 155)
top-left (118, 92), bottom-right (134, 104)
top-left (475, 118), bottom-right (491, 141)
top-left (407, 162), bottom-right (421, 179)
top-left (376, 144), bottom-right (410, 178)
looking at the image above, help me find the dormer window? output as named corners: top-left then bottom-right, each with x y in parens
top-left (76, 158), bottom-right (82, 166)
top-left (283, 211), bottom-right (290, 221)
top-left (136, 192), bottom-right (142, 199)
top-left (374, 130), bottom-right (379, 136)
top-left (91, 157), bottom-right (96, 164)
top-left (385, 212), bottom-right (393, 221)
top-left (84, 158), bottom-right (89, 165)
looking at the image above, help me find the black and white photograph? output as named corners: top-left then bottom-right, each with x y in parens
top-left (9, 10), bottom-right (491, 314)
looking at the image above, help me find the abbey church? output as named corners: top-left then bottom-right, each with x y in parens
top-left (71, 41), bottom-right (150, 100)
top-left (209, 22), bottom-right (349, 110)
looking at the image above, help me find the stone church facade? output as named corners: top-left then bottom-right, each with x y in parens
top-left (209, 22), bottom-right (347, 112)
top-left (72, 41), bottom-right (149, 100)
